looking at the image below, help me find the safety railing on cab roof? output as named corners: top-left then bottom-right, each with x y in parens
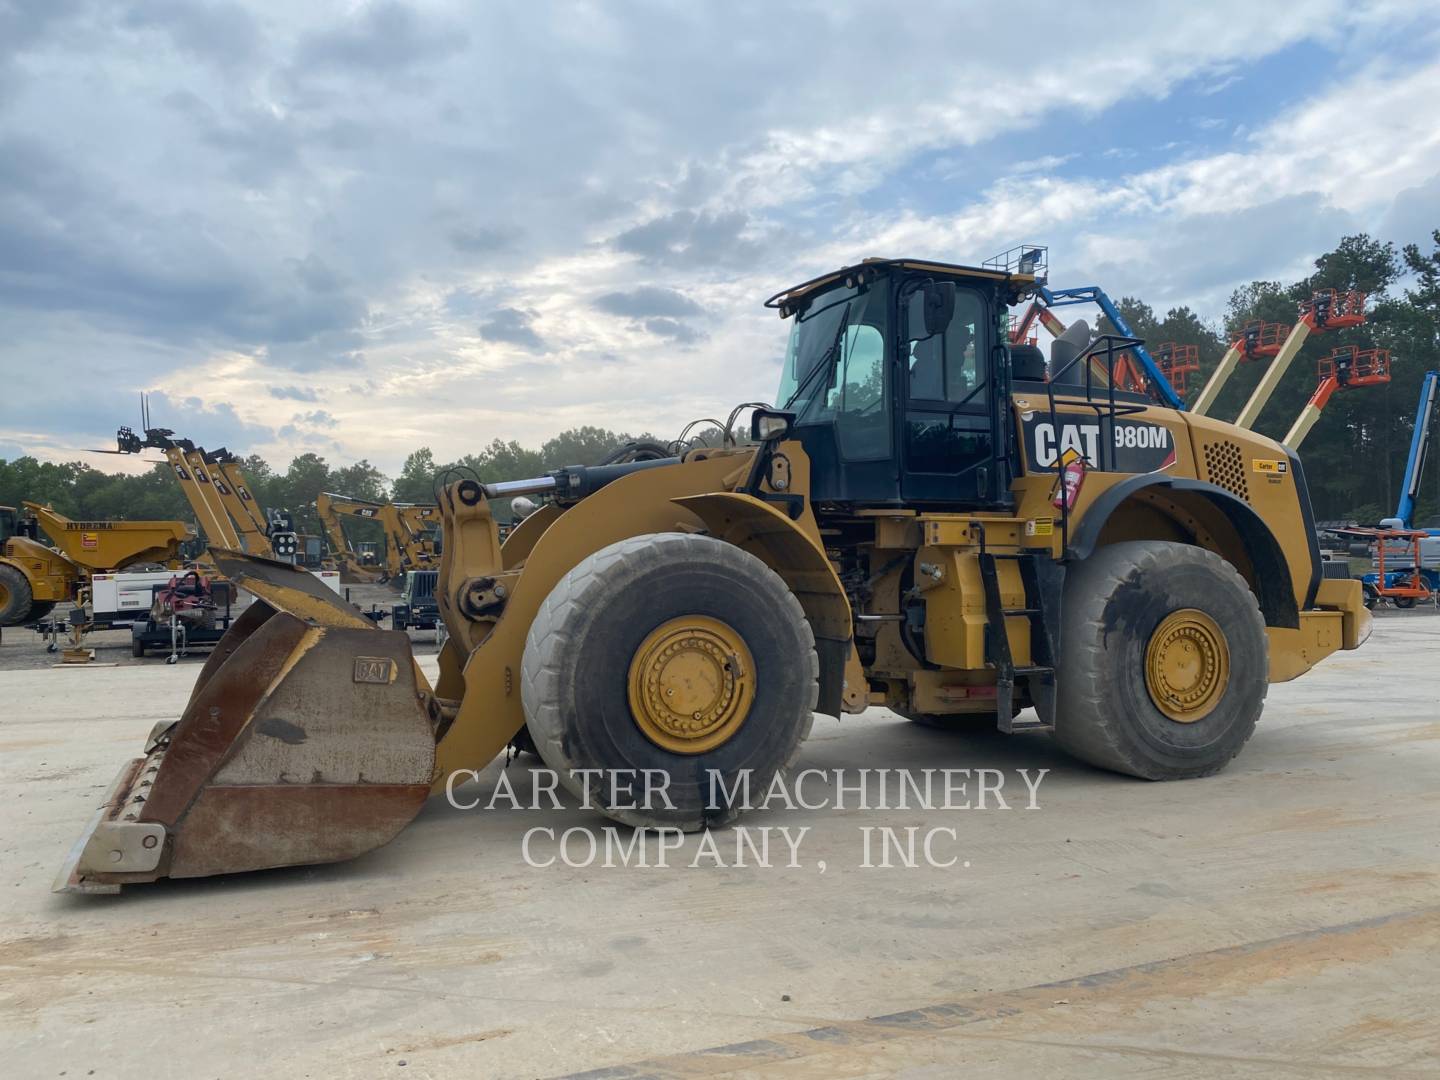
top-left (1043, 333), bottom-right (1152, 554)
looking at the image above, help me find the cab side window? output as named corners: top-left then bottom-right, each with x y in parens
top-left (902, 286), bottom-right (993, 484)
top-left (906, 291), bottom-right (983, 405)
top-left (835, 323), bottom-right (888, 460)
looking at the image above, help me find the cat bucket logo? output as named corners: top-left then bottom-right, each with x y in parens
top-left (1022, 414), bottom-right (1177, 474)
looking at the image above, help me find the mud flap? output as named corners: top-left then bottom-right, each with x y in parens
top-left (55, 551), bottom-right (438, 893)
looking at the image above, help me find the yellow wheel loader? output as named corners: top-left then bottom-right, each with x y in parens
top-left (56, 257), bottom-right (1371, 893)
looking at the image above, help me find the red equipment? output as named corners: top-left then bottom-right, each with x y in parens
top-left (1239, 319), bottom-right (1292, 362)
top-left (1340, 527), bottom-right (1432, 610)
top-left (1155, 342), bottom-right (1201, 398)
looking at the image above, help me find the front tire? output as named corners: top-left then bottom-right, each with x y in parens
top-left (0, 564), bottom-right (34, 627)
top-left (522, 533), bottom-right (818, 831)
top-left (1055, 541), bottom-right (1267, 780)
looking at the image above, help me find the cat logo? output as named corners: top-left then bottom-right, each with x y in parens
top-left (353, 657), bottom-right (394, 684)
top-left (1021, 413), bottom-right (1177, 474)
top-left (1252, 459), bottom-right (1288, 475)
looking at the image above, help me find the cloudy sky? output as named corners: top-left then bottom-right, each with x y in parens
top-left (3, 0), bottom-right (1439, 477)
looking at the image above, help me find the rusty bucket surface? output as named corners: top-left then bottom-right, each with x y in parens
top-left (56, 551), bottom-right (437, 893)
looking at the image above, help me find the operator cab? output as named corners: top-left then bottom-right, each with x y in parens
top-left (0, 506), bottom-right (14, 545)
top-left (768, 259), bottom-right (1036, 509)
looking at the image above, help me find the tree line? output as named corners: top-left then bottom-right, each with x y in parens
top-left (1109, 231), bottom-right (1440, 524)
top-left (3, 230), bottom-right (1438, 537)
top-left (0, 427), bottom-right (657, 542)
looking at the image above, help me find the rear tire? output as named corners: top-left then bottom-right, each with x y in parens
top-left (131, 637), bottom-right (146, 658)
top-left (24, 600), bottom-right (56, 625)
top-left (1395, 596), bottom-right (1417, 610)
top-left (522, 533), bottom-right (818, 831)
top-left (1055, 541), bottom-right (1266, 780)
top-left (0, 564), bottom-right (34, 627)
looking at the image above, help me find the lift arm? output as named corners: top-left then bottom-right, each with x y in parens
top-left (1233, 322), bottom-right (1315, 429)
top-left (159, 446), bottom-right (241, 550)
top-left (1188, 339), bottom-right (1244, 417)
top-left (209, 455), bottom-right (274, 555)
top-left (1396, 371), bottom-right (1440, 528)
top-left (1283, 373), bottom-right (1340, 449)
top-left (1235, 289), bottom-right (1366, 430)
top-left (1284, 348), bottom-right (1392, 450)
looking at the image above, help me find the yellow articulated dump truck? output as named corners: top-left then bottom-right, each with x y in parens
top-left (56, 257), bottom-right (1370, 893)
top-left (0, 502), bottom-right (192, 627)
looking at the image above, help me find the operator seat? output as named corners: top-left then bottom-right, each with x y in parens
top-left (1048, 320), bottom-right (1092, 388)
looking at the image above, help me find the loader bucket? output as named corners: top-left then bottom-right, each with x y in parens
top-left (55, 551), bottom-right (438, 894)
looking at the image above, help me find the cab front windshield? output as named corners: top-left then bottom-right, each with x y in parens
top-left (775, 279), bottom-right (891, 459)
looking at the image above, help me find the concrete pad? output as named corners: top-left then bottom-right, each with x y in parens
top-left (0, 615), bottom-right (1437, 1078)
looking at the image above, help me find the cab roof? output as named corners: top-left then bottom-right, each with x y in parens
top-left (764, 257), bottom-right (1038, 317)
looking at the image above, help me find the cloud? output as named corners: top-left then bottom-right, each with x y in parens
top-left (269, 385), bottom-right (321, 402)
top-left (611, 210), bottom-right (765, 268)
top-left (448, 224), bottom-right (515, 254)
top-left (478, 307), bottom-right (545, 351)
top-left (593, 286), bottom-right (705, 319)
top-left (292, 409), bottom-right (338, 428)
top-left (120, 0), bottom-right (263, 70)
top-left (293, 1), bottom-right (468, 74)
top-left (643, 318), bottom-right (707, 345)
top-left (141, 391), bottom-right (275, 451)
top-left (1378, 171), bottom-right (1440, 251)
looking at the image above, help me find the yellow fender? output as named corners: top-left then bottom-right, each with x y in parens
top-left (673, 492), bottom-right (864, 715)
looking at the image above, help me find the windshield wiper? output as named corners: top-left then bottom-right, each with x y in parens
top-left (781, 302), bottom-right (851, 411)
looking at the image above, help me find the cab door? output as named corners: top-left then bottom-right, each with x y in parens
top-left (898, 282), bottom-right (1007, 506)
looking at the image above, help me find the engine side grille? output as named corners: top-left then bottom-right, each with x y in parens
top-left (1202, 440), bottom-right (1250, 502)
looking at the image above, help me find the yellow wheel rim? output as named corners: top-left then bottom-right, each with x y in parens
top-left (1144, 609), bottom-right (1229, 723)
top-left (627, 615), bottom-right (755, 755)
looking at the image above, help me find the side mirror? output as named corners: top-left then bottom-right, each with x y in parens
top-left (750, 409), bottom-right (795, 442)
top-left (922, 281), bottom-right (956, 336)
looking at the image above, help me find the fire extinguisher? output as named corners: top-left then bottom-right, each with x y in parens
top-left (1052, 451), bottom-right (1088, 512)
